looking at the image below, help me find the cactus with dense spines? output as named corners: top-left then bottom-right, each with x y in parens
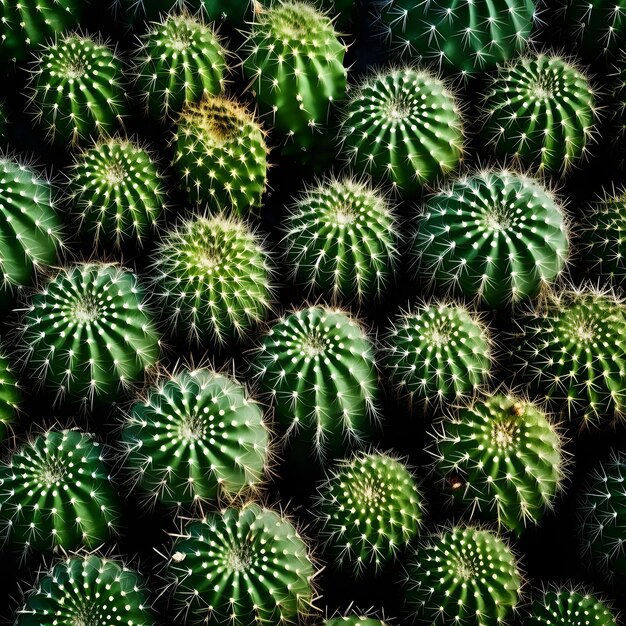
top-left (167, 503), bottom-right (316, 626)
top-left (248, 306), bottom-right (380, 464)
top-left (282, 176), bottom-right (399, 304)
top-left (433, 394), bottom-right (565, 535)
top-left (173, 96), bottom-right (268, 214)
top-left (133, 12), bottom-right (227, 122)
top-left (481, 54), bottom-right (598, 177)
top-left (326, 618), bottom-right (388, 626)
top-left (67, 138), bottom-right (167, 249)
top-left (382, 301), bottom-right (492, 408)
top-left (18, 262), bottom-right (161, 410)
top-left (152, 214), bottom-right (273, 344)
top-left (378, 0), bottom-right (538, 78)
top-left (315, 451), bottom-right (423, 573)
top-left (0, 351), bottom-right (19, 441)
top-left (413, 170), bottom-right (569, 309)
top-left (16, 554), bottom-right (154, 626)
top-left (27, 34), bottom-right (128, 148)
top-left (121, 367), bottom-right (269, 509)
top-left (0, 430), bottom-right (120, 555)
top-left (338, 67), bottom-right (464, 195)
top-left (404, 526), bottom-right (522, 626)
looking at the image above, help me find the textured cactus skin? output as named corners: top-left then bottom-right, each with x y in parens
top-left (433, 394), bottom-right (564, 535)
top-left (19, 263), bottom-right (161, 409)
top-left (283, 176), bottom-right (399, 304)
top-left (168, 503), bottom-right (315, 626)
top-left (27, 34), bottom-right (127, 147)
top-left (405, 526), bottom-right (522, 626)
top-left (67, 138), bottom-right (167, 249)
top-left (414, 170), bottom-right (569, 308)
top-left (248, 306), bottom-right (380, 464)
top-left (173, 96), bottom-right (268, 214)
top-left (121, 368), bottom-right (268, 509)
top-left (382, 301), bottom-right (491, 407)
top-left (0, 430), bottom-right (120, 554)
top-left (378, 0), bottom-right (537, 77)
top-left (315, 451), bottom-right (423, 573)
top-left (481, 54), bottom-right (597, 177)
top-left (326, 618), bottom-right (387, 626)
top-left (153, 215), bottom-right (273, 344)
top-left (0, 351), bottom-right (19, 441)
top-left (17, 555), bottom-right (153, 626)
top-left (339, 68), bottom-right (464, 195)
top-left (134, 13), bottom-right (226, 122)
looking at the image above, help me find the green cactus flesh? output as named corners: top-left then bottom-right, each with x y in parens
top-left (0, 351), bottom-right (19, 441)
top-left (414, 170), bottom-right (568, 308)
top-left (326, 618), bottom-right (387, 626)
top-left (525, 587), bottom-right (617, 626)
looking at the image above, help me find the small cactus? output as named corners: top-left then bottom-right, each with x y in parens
top-left (0, 350), bottom-right (20, 442)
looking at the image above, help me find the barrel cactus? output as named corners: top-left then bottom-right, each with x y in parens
top-left (167, 503), bottom-right (316, 626)
top-left (0, 351), bottom-right (20, 442)
top-left (413, 169), bottom-right (569, 309)
top-left (339, 67), bottom-right (464, 196)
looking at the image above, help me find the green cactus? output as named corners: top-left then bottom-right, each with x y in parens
top-left (315, 451), bottom-right (423, 573)
top-left (121, 367), bottom-right (269, 509)
top-left (405, 526), bottom-right (522, 626)
top-left (413, 170), bottom-right (569, 309)
top-left (27, 33), bottom-right (128, 148)
top-left (382, 301), bottom-right (492, 408)
top-left (481, 54), bottom-right (598, 177)
top-left (16, 554), bottom-right (153, 626)
top-left (433, 394), bottom-right (565, 535)
top-left (167, 503), bottom-right (316, 626)
top-left (282, 175), bottom-right (399, 304)
top-left (18, 262), bottom-right (161, 410)
top-left (326, 617), bottom-right (388, 626)
top-left (0, 350), bottom-right (19, 442)
top-left (0, 430), bottom-right (120, 555)
top-left (152, 214), bottom-right (273, 345)
top-left (248, 306), bottom-right (380, 464)
top-left (338, 67), bottom-right (464, 196)
top-left (173, 96), bottom-right (269, 214)
top-left (66, 138), bottom-right (167, 249)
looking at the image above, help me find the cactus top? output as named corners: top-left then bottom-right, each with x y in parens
top-left (525, 587), bottom-right (617, 626)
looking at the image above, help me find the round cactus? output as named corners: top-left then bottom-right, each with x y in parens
top-left (381, 301), bottom-right (492, 408)
top-left (173, 96), bottom-right (268, 214)
top-left (0, 430), bottom-right (120, 555)
top-left (152, 214), bottom-right (273, 344)
top-left (27, 33), bottom-right (128, 148)
top-left (66, 138), bottom-right (167, 249)
top-left (413, 170), bottom-right (569, 309)
top-left (282, 175), bottom-right (399, 304)
top-left (0, 351), bottom-right (20, 442)
top-left (16, 554), bottom-right (153, 626)
top-left (315, 451), bottom-right (423, 573)
top-left (121, 367), bottom-right (269, 509)
top-left (326, 618), bottom-right (388, 626)
top-left (133, 12), bottom-right (227, 122)
top-left (18, 262), bottom-right (161, 410)
top-left (481, 54), bottom-right (598, 177)
top-left (167, 503), bottom-right (316, 626)
top-left (248, 306), bottom-right (380, 464)
top-left (433, 394), bottom-right (565, 535)
top-left (405, 526), bottom-right (522, 626)
top-left (338, 67), bottom-right (464, 196)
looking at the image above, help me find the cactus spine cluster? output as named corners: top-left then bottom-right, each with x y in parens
top-left (0, 351), bottom-right (19, 441)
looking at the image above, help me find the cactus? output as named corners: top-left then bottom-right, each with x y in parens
top-left (0, 351), bottom-right (20, 442)
top-left (27, 33), bottom-right (128, 148)
top-left (248, 305), bottom-right (380, 464)
top-left (378, 0), bottom-right (538, 78)
top-left (282, 175), bottom-right (400, 304)
top-left (18, 262), bottom-right (161, 410)
top-left (172, 95), bottom-right (269, 214)
top-left (404, 526), bottom-right (522, 626)
top-left (481, 53), bottom-right (598, 177)
top-left (167, 503), bottom-right (316, 626)
top-left (315, 451), bottom-right (423, 573)
top-left (381, 301), bottom-right (492, 408)
top-left (326, 618), bottom-right (388, 626)
top-left (338, 67), bottom-right (464, 196)
top-left (121, 367), bottom-right (269, 509)
top-left (413, 169), bottom-right (569, 309)
top-left (432, 394), bottom-right (565, 535)
top-left (66, 138), bottom-right (167, 249)
top-left (133, 12), bottom-right (227, 122)
top-left (16, 554), bottom-right (153, 626)
top-left (0, 430), bottom-right (120, 555)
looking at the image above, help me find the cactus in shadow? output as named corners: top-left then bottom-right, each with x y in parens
top-left (0, 351), bottom-right (20, 442)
